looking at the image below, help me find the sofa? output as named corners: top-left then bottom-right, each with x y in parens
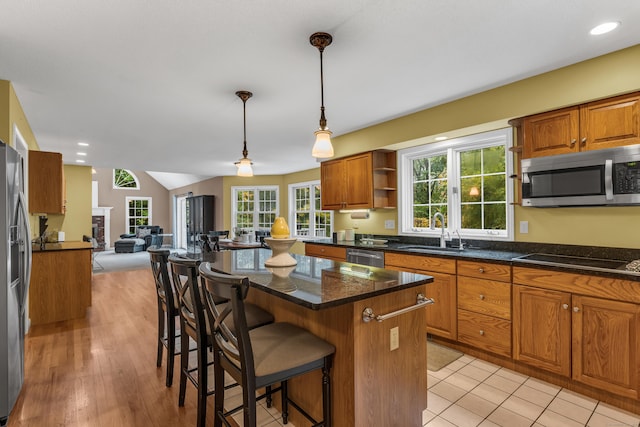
top-left (114, 225), bottom-right (164, 253)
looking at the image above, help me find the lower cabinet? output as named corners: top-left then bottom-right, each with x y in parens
top-left (304, 243), bottom-right (346, 262)
top-left (385, 253), bottom-right (457, 340)
top-left (457, 260), bottom-right (512, 357)
top-left (513, 275), bottom-right (640, 399)
top-left (513, 285), bottom-right (571, 376)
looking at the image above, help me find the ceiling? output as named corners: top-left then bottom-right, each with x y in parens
top-left (1, 1), bottom-right (639, 189)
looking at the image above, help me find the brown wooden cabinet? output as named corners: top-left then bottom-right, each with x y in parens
top-left (320, 150), bottom-right (396, 210)
top-left (513, 285), bottom-right (571, 376)
top-left (512, 266), bottom-right (640, 399)
top-left (521, 91), bottom-right (640, 158)
top-left (304, 243), bottom-right (346, 262)
top-left (572, 295), bottom-right (640, 399)
top-left (385, 252), bottom-right (457, 340)
top-left (29, 150), bottom-right (66, 214)
top-left (457, 260), bottom-right (512, 357)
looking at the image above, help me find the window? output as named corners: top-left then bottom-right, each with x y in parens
top-left (232, 186), bottom-right (279, 233)
top-left (113, 169), bottom-right (140, 189)
top-left (288, 181), bottom-right (333, 238)
top-left (125, 197), bottom-right (152, 234)
top-left (399, 128), bottom-right (514, 240)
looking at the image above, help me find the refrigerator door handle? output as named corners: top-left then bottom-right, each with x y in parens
top-left (17, 191), bottom-right (32, 313)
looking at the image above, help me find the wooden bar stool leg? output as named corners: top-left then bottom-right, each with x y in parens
top-left (281, 380), bottom-right (289, 424)
top-left (156, 306), bottom-right (164, 368)
top-left (323, 360), bottom-right (332, 427)
top-left (165, 316), bottom-right (175, 387)
top-left (178, 331), bottom-right (188, 406)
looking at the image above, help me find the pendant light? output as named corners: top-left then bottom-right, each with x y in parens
top-left (310, 32), bottom-right (334, 158)
top-left (234, 90), bottom-right (254, 177)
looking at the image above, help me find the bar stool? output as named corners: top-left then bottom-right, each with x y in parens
top-left (168, 255), bottom-right (274, 427)
top-left (198, 263), bottom-right (335, 427)
top-left (148, 247), bottom-right (180, 387)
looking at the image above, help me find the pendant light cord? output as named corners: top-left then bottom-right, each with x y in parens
top-left (319, 48), bottom-right (327, 129)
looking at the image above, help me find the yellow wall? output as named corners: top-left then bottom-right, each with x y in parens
top-left (45, 165), bottom-right (93, 242)
top-left (0, 80), bottom-right (39, 150)
top-left (321, 44), bottom-right (640, 248)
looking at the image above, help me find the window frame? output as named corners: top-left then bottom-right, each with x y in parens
top-left (125, 196), bottom-right (152, 234)
top-left (398, 128), bottom-right (514, 241)
top-left (288, 180), bottom-right (334, 239)
top-left (231, 186), bottom-right (280, 233)
top-left (113, 169), bottom-right (140, 190)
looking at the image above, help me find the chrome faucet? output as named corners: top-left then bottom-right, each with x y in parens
top-left (431, 212), bottom-right (447, 248)
top-left (454, 229), bottom-right (465, 250)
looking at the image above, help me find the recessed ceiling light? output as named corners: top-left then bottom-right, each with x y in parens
top-left (77, 142), bottom-right (89, 147)
top-left (75, 159), bottom-right (85, 163)
top-left (77, 152), bottom-right (87, 156)
top-left (435, 136), bottom-right (448, 141)
top-left (590, 22), bottom-right (620, 35)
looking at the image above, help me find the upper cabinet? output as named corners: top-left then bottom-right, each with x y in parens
top-left (519, 91), bottom-right (640, 159)
top-left (29, 150), bottom-right (66, 214)
top-left (320, 150), bottom-right (397, 210)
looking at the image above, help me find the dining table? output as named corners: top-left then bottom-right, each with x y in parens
top-left (196, 248), bottom-right (434, 426)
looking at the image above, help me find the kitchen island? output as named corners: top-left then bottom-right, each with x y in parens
top-left (201, 248), bottom-right (434, 426)
top-left (30, 241), bottom-right (93, 325)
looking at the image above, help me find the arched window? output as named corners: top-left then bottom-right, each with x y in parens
top-left (113, 169), bottom-right (140, 189)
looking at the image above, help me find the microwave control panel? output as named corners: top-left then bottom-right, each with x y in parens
top-left (614, 162), bottom-right (640, 194)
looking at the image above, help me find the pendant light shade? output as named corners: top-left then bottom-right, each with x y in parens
top-left (310, 32), bottom-right (334, 159)
top-left (234, 90), bottom-right (254, 177)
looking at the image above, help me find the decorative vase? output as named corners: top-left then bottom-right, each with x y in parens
top-left (264, 237), bottom-right (298, 267)
top-left (270, 217), bottom-right (290, 239)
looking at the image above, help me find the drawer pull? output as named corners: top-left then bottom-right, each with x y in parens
top-left (362, 293), bottom-right (433, 323)
top-left (478, 268), bottom-right (485, 273)
top-left (573, 306), bottom-right (580, 313)
top-left (479, 330), bottom-right (485, 336)
top-left (479, 294), bottom-right (485, 300)
top-left (562, 304), bottom-right (569, 310)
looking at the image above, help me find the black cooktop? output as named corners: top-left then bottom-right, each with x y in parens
top-left (514, 253), bottom-right (629, 272)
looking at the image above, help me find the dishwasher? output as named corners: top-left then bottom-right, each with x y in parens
top-left (346, 248), bottom-right (385, 267)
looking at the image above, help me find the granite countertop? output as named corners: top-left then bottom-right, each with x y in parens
top-left (32, 241), bottom-right (93, 252)
top-left (198, 249), bottom-right (433, 310)
top-left (305, 238), bottom-right (640, 281)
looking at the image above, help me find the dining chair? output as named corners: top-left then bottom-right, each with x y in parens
top-left (198, 263), bottom-right (335, 427)
top-left (254, 230), bottom-right (271, 248)
top-left (168, 255), bottom-right (275, 427)
top-left (148, 247), bottom-right (180, 387)
top-left (209, 231), bottom-right (230, 251)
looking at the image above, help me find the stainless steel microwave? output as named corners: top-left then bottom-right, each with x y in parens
top-left (521, 145), bottom-right (640, 207)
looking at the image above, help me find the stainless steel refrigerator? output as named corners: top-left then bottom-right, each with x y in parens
top-left (0, 141), bottom-right (31, 426)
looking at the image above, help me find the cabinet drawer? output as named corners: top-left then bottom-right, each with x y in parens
top-left (458, 276), bottom-right (511, 320)
top-left (457, 260), bottom-right (511, 282)
top-left (385, 252), bottom-right (456, 274)
top-left (458, 309), bottom-right (511, 357)
top-left (305, 244), bottom-right (346, 261)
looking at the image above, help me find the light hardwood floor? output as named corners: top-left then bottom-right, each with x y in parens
top-left (9, 268), bottom-right (239, 427)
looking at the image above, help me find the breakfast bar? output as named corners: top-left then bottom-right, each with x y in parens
top-left (202, 248), bottom-right (434, 426)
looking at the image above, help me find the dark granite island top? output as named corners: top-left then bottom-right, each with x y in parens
top-left (200, 248), bottom-right (434, 309)
top-left (197, 247), bottom-right (433, 426)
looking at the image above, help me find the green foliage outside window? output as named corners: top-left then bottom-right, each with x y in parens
top-left (114, 169), bottom-right (139, 189)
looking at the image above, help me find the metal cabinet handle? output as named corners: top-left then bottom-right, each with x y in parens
top-left (581, 137), bottom-right (587, 145)
top-left (478, 268), bottom-right (484, 273)
top-left (570, 138), bottom-right (577, 147)
top-left (562, 304), bottom-right (569, 310)
top-left (573, 306), bottom-right (580, 313)
top-left (479, 330), bottom-right (485, 336)
top-left (479, 294), bottom-right (485, 300)
top-left (362, 293), bottom-right (434, 323)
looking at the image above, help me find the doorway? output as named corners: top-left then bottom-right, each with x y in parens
top-left (174, 194), bottom-right (188, 250)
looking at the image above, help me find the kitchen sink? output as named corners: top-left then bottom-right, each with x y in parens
top-left (513, 253), bottom-right (631, 273)
top-left (397, 245), bottom-right (465, 253)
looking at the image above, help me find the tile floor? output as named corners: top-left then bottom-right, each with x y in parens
top-left (424, 353), bottom-right (640, 427)
top-left (221, 349), bottom-right (640, 427)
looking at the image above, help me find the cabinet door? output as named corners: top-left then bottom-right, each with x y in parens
top-left (581, 92), bottom-right (640, 151)
top-left (320, 158), bottom-right (346, 210)
top-left (304, 243), bottom-right (346, 261)
top-left (424, 272), bottom-right (457, 340)
top-left (28, 150), bottom-right (65, 214)
top-left (512, 285), bottom-right (571, 376)
top-left (522, 107), bottom-right (580, 158)
top-left (344, 153), bottom-right (373, 208)
top-left (572, 295), bottom-right (640, 398)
